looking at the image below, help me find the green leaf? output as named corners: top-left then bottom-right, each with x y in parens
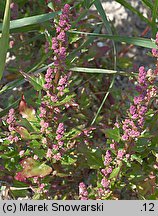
top-left (18, 117), bottom-right (36, 133)
top-left (0, 0), bottom-right (10, 80)
top-left (0, 11), bottom-right (59, 33)
top-left (20, 106), bottom-right (36, 122)
top-left (19, 71), bottom-right (44, 91)
top-left (14, 126), bottom-right (31, 140)
top-left (47, 2), bottom-right (54, 10)
top-left (105, 127), bottom-right (120, 142)
top-left (51, 94), bottom-right (75, 106)
top-left (84, 0), bottom-right (92, 9)
top-left (131, 154), bottom-right (143, 165)
top-left (109, 163), bottom-right (122, 180)
top-left (34, 149), bottom-right (46, 159)
top-left (15, 158), bottom-right (52, 181)
top-left (56, 172), bottom-right (70, 177)
top-left (30, 140), bottom-right (41, 149)
top-left (69, 31), bottom-right (157, 49)
top-left (79, 145), bottom-right (103, 169)
top-left (61, 155), bottom-right (77, 165)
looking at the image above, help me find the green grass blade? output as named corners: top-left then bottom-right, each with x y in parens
top-left (94, 0), bottom-right (117, 67)
top-left (69, 30), bottom-right (157, 49)
top-left (115, 0), bottom-right (151, 26)
top-left (91, 76), bottom-right (115, 125)
top-left (141, 0), bottom-right (153, 9)
top-left (0, 11), bottom-right (59, 33)
top-left (94, 0), bottom-right (112, 34)
top-left (70, 67), bottom-right (137, 76)
top-left (0, 98), bottom-right (20, 118)
top-left (151, 0), bottom-right (158, 36)
top-left (9, 34), bottom-right (44, 51)
top-left (0, 51), bottom-right (53, 94)
top-left (67, 24), bottom-right (102, 62)
top-left (93, 0), bottom-right (117, 125)
top-left (0, 0), bottom-right (10, 80)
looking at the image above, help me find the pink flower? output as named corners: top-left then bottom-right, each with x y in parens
top-left (79, 182), bottom-right (88, 200)
top-left (46, 148), bottom-right (52, 158)
top-left (117, 149), bottom-right (125, 160)
top-left (8, 135), bottom-right (19, 143)
top-left (42, 137), bottom-right (47, 144)
top-left (40, 120), bottom-right (49, 133)
top-left (63, 4), bottom-right (70, 13)
top-left (53, 153), bottom-right (61, 160)
top-left (107, 167), bottom-right (113, 174)
top-left (110, 143), bottom-right (116, 149)
top-left (39, 106), bottom-right (46, 118)
top-left (9, 40), bottom-right (15, 48)
top-left (57, 31), bottom-right (66, 42)
top-left (56, 123), bottom-right (64, 135)
top-left (138, 66), bottom-right (147, 85)
top-left (101, 169), bottom-right (107, 176)
top-left (19, 150), bottom-right (25, 157)
top-left (39, 183), bottom-right (45, 189)
top-left (152, 48), bottom-right (158, 57)
top-left (52, 37), bottom-right (58, 50)
top-left (52, 145), bottom-right (59, 150)
top-left (7, 108), bottom-right (15, 124)
top-left (51, 95), bottom-right (58, 103)
top-left (33, 155), bottom-right (38, 160)
top-left (101, 178), bottom-right (110, 188)
top-left (104, 150), bottom-right (112, 166)
top-left (15, 172), bottom-right (26, 182)
top-left (56, 134), bottom-right (62, 140)
top-left (57, 141), bottom-right (64, 147)
top-left (33, 177), bottom-right (39, 184)
top-left (10, 2), bottom-right (18, 20)
top-left (122, 134), bottom-right (129, 141)
top-left (129, 105), bottom-right (136, 115)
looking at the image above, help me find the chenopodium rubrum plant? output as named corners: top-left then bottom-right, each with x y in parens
top-left (83, 33), bottom-right (158, 200)
top-left (3, 4), bottom-right (90, 198)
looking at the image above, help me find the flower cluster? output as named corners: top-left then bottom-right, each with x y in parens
top-left (44, 67), bottom-right (54, 90)
top-left (79, 182), bottom-right (88, 200)
top-left (43, 4), bottom-right (71, 92)
top-left (6, 108), bottom-right (15, 131)
top-left (98, 34), bottom-right (158, 198)
top-left (122, 66), bottom-right (155, 141)
top-left (46, 122), bottom-right (65, 161)
top-left (10, 2), bottom-right (18, 20)
top-left (56, 123), bottom-right (64, 140)
top-left (38, 4), bottom-right (71, 161)
top-left (152, 32), bottom-right (158, 58)
top-left (6, 108), bottom-right (19, 143)
top-left (103, 150), bottom-right (112, 166)
top-left (40, 120), bottom-right (49, 133)
top-left (57, 74), bottom-right (69, 96)
top-left (98, 150), bottom-right (113, 196)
